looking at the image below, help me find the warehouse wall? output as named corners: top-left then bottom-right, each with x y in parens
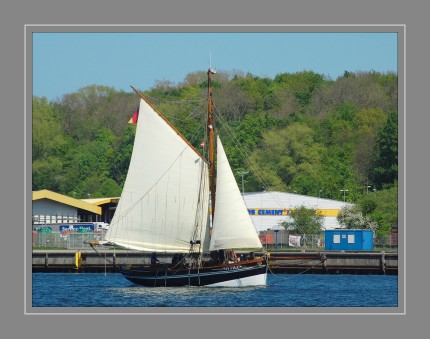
top-left (243, 191), bottom-right (352, 232)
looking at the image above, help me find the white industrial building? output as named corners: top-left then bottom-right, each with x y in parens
top-left (243, 191), bottom-right (352, 232)
top-left (32, 189), bottom-right (352, 234)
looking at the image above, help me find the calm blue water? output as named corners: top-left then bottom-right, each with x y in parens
top-left (32, 273), bottom-right (398, 308)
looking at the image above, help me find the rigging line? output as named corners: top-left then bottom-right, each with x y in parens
top-left (143, 95), bottom-right (207, 127)
top-left (169, 255), bottom-right (189, 271)
top-left (172, 117), bottom-right (207, 161)
top-left (266, 258), bottom-right (325, 286)
top-left (154, 98), bottom-right (207, 151)
top-left (89, 243), bottom-right (116, 267)
top-left (166, 101), bottom-right (207, 123)
top-left (191, 162), bottom-right (207, 245)
top-left (108, 121), bottom-right (208, 244)
top-left (213, 108), bottom-right (309, 235)
top-left (213, 116), bottom-right (312, 232)
top-left (168, 113), bottom-right (202, 124)
top-left (144, 95), bottom-right (206, 105)
top-left (109, 145), bottom-right (194, 227)
top-left (212, 107), bottom-right (272, 190)
top-left (212, 107), bottom-right (312, 231)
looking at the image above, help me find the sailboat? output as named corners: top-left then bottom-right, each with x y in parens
top-left (91, 69), bottom-right (267, 287)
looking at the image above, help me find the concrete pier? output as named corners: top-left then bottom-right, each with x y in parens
top-left (267, 251), bottom-right (398, 275)
top-left (32, 250), bottom-right (398, 275)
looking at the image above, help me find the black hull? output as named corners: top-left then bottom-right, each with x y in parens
top-left (119, 259), bottom-right (267, 287)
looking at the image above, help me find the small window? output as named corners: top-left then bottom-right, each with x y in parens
top-left (333, 234), bottom-right (340, 243)
top-left (348, 234), bottom-right (355, 243)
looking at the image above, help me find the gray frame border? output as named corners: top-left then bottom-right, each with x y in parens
top-left (26, 24), bottom-right (405, 315)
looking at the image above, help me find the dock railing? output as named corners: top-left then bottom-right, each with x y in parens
top-left (32, 229), bottom-right (398, 252)
top-left (258, 229), bottom-right (397, 252)
top-left (32, 230), bottom-right (109, 250)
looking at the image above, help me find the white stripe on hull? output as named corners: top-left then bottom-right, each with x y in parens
top-left (205, 273), bottom-right (267, 287)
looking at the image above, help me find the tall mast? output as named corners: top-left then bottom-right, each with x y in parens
top-left (207, 68), bottom-right (216, 221)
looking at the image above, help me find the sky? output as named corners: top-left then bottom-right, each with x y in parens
top-left (32, 31), bottom-right (398, 101)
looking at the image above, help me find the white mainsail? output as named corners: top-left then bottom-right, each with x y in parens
top-left (209, 136), bottom-right (262, 251)
top-left (105, 98), bottom-right (210, 253)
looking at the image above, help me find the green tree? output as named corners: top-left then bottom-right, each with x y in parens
top-left (218, 112), bottom-right (280, 191)
top-left (32, 97), bottom-right (68, 161)
top-left (274, 71), bottom-right (325, 111)
top-left (280, 205), bottom-right (324, 235)
top-left (110, 125), bottom-right (135, 184)
top-left (314, 103), bottom-right (364, 201)
top-left (92, 128), bottom-right (118, 177)
top-left (311, 71), bottom-right (396, 119)
top-left (54, 85), bottom-right (117, 142)
top-left (98, 178), bottom-right (122, 197)
top-left (352, 108), bottom-right (387, 188)
top-left (32, 157), bottom-right (64, 192)
top-left (214, 81), bottom-right (253, 120)
top-left (356, 184), bottom-right (398, 237)
top-left (373, 110), bottom-right (398, 188)
top-left (318, 103), bottom-right (357, 146)
top-left (32, 97), bottom-right (70, 191)
top-left (31, 67), bottom-right (398, 224)
top-left (249, 122), bottom-right (325, 193)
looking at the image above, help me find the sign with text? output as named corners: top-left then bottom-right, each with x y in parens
top-left (247, 208), bottom-right (340, 217)
top-left (59, 224), bottom-right (95, 233)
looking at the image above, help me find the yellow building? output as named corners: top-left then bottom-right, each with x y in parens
top-left (32, 189), bottom-right (118, 226)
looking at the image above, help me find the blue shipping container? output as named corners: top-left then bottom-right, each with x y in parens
top-left (324, 229), bottom-right (373, 251)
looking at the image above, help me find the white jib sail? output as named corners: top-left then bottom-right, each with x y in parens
top-left (209, 136), bottom-right (262, 251)
top-left (105, 98), bottom-right (210, 253)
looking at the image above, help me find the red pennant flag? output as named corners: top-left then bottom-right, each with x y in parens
top-left (128, 109), bottom-right (139, 124)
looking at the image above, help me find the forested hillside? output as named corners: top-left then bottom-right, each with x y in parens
top-left (32, 70), bottom-right (398, 235)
